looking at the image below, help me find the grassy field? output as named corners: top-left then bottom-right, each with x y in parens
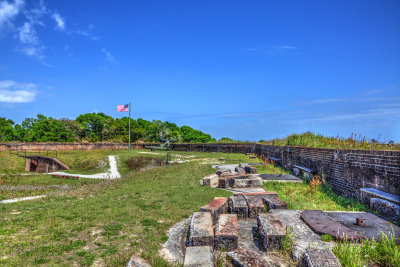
top-left (1, 150), bottom-right (398, 266)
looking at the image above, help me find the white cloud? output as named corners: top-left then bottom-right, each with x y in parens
top-left (0, 80), bottom-right (37, 103)
top-left (18, 21), bottom-right (38, 44)
top-left (0, 0), bottom-right (24, 30)
top-left (52, 12), bottom-right (65, 30)
top-left (101, 48), bottom-right (115, 62)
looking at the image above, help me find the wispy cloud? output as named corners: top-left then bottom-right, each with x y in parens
top-left (52, 12), bottom-right (65, 30)
top-left (101, 48), bottom-right (115, 62)
top-left (75, 29), bottom-right (99, 40)
top-left (0, 0), bottom-right (24, 31)
top-left (364, 86), bottom-right (396, 96)
top-left (243, 44), bottom-right (298, 54)
top-left (0, 80), bottom-right (37, 103)
top-left (308, 98), bottom-right (348, 104)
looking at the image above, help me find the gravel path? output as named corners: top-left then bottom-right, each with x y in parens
top-left (0, 195), bottom-right (46, 204)
top-left (50, 155), bottom-right (121, 179)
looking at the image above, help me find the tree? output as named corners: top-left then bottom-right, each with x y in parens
top-left (0, 117), bottom-right (16, 141)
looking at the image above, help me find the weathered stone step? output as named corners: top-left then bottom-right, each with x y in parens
top-left (200, 197), bottom-right (228, 223)
top-left (202, 174), bottom-right (219, 187)
top-left (234, 192), bottom-right (278, 199)
top-left (245, 197), bottom-right (265, 219)
top-left (215, 214), bottom-right (238, 251)
top-left (231, 178), bottom-right (262, 188)
top-left (189, 212), bottom-right (214, 247)
top-left (300, 210), bottom-right (364, 241)
top-left (301, 248), bottom-right (342, 267)
top-left (263, 196), bottom-right (288, 211)
top-left (227, 248), bottom-right (271, 267)
top-left (184, 246), bottom-right (213, 267)
top-left (229, 195), bottom-right (249, 219)
top-left (244, 166), bottom-right (258, 174)
top-left (257, 214), bottom-right (286, 250)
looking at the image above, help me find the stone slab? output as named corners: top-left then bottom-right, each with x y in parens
top-left (370, 198), bottom-right (400, 222)
top-left (229, 195), bottom-right (248, 219)
top-left (271, 210), bottom-right (334, 261)
top-left (222, 187), bottom-right (266, 194)
top-left (202, 174), bottom-right (219, 187)
top-left (127, 254), bottom-right (152, 267)
top-left (215, 214), bottom-right (238, 251)
top-left (212, 164), bottom-right (238, 172)
top-left (300, 210), bottom-right (365, 241)
top-left (326, 211), bottom-right (400, 244)
top-left (262, 196), bottom-right (288, 211)
top-left (235, 167), bottom-right (246, 175)
top-left (259, 174), bottom-right (302, 182)
top-left (234, 192), bottom-right (278, 199)
top-left (301, 248), bottom-right (341, 267)
top-left (189, 212), bottom-right (214, 247)
top-left (360, 188), bottom-right (400, 205)
top-left (245, 197), bottom-right (265, 218)
top-left (184, 246), bottom-right (213, 267)
top-left (231, 178), bottom-right (262, 188)
top-left (257, 214), bottom-right (286, 250)
top-left (159, 218), bottom-right (190, 263)
top-left (200, 197), bottom-right (228, 223)
top-left (218, 177), bottom-right (231, 188)
top-left (244, 166), bottom-right (258, 174)
top-left (227, 248), bottom-right (271, 267)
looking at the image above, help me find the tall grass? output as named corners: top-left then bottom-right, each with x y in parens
top-left (262, 132), bottom-right (400, 151)
top-left (333, 231), bottom-right (400, 267)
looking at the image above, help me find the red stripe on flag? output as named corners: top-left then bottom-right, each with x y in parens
top-left (117, 104), bottom-right (129, 112)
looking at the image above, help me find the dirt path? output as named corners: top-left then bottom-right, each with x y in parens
top-left (0, 195), bottom-right (46, 204)
top-left (50, 155), bottom-right (121, 179)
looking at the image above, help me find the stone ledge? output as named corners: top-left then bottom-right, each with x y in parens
top-left (257, 214), bottom-right (286, 250)
top-left (184, 246), bottom-right (213, 267)
top-left (200, 197), bottom-right (228, 223)
top-left (189, 212), bottom-right (214, 247)
top-left (301, 248), bottom-right (341, 267)
top-left (215, 214), bottom-right (238, 251)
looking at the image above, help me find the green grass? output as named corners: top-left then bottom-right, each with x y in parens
top-left (255, 164), bottom-right (291, 175)
top-left (263, 181), bottom-right (369, 211)
top-left (261, 131), bottom-right (400, 151)
top-left (333, 231), bottom-right (400, 267)
top-left (0, 150), bottom-right (244, 266)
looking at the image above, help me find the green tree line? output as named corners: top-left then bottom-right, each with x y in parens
top-left (0, 113), bottom-right (216, 143)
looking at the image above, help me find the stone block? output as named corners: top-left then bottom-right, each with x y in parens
top-left (245, 197), bottom-right (265, 218)
top-left (229, 195), bottom-right (248, 219)
top-left (244, 166), bottom-right (258, 174)
top-left (231, 178), bottom-right (262, 188)
top-left (218, 177), bottom-right (232, 188)
top-left (263, 196), bottom-right (288, 211)
top-left (235, 167), bottom-right (246, 175)
top-left (184, 246), bottom-right (213, 267)
top-left (127, 254), bottom-right (152, 267)
top-left (215, 214), bottom-right (238, 251)
top-left (202, 174), bottom-right (219, 187)
top-left (257, 214), bottom-right (286, 250)
top-left (227, 248), bottom-right (270, 267)
top-left (370, 198), bottom-right (400, 222)
top-left (301, 248), bottom-right (341, 267)
top-left (189, 212), bottom-right (214, 247)
top-left (200, 197), bottom-right (228, 223)
top-left (216, 169), bottom-right (231, 176)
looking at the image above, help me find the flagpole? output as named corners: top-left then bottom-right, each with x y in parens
top-left (128, 102), bottom-right (131, 151)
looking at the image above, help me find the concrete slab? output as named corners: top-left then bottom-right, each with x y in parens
top-left (229, 195), bottom-right (248, 219)
top-left (222, 188), bottom-right (266, 194)
top-left (200, 197), bottom-right (228, 223)
top-left (257, 214), bottom-right (286, 250)
top-left (326, 211), bottom-right (400, 244)
top-left (271, 210), bottom-right (334, 261)
top-left (301, 248), bottom-right (341, 267)
top-left (189, 212), bottom-right (214, 247)
top-left (262, 196), bottom-right (288, 211)
top-left (212, 164), bottom-right (238, 172)
top-left (301, 210), bottom-right (365, 241)
top-left (244, 166), bottom-right (258, 174)
top-left (184, 246), bottom-right (213, 267)
top-left (215, 214), bottom-right (239, 251)
top-left (234, 192), bottom-right (278, 199)
top-left (235, 167), bottom-right (246, 175)
top-left (360, 188), bottom-right (400, 205)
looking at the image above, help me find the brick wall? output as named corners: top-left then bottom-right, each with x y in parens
top-left (1, 142), bottom-right (399, 200)
top-left (172, 143), bottom-right (400, 200)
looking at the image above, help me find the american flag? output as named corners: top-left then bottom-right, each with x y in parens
top-left (117, 104), bottom-right (129, 112)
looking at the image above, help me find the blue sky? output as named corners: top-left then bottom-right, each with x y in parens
top-left (1, 0), bottom-right (399, 141)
